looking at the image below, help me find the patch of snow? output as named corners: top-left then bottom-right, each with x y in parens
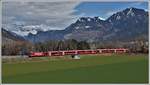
top-left (85, 26), bottom-right (90, 28)
top-left (12, 30), bottom-right (29, 36)
top-left (108, 20), bottom-right (113, 25)
top-left (75, 27), bottom-right (79, 29)
top-left (98, 17), bottom-right (105, 20)
top-left (116, 15), bottom-right (121, 20)
top-left (78, 18), bottom-right (84, 22)
top-left (30, 30), bottom-right (37, 35)
top-left (78, 18), bottom-right (81, 22)
top-left (87, 18), bottom-right (91, 21)
top-left (5, 24), bottom-right (58, 36)
top-left (127, 8), bottom-right (135, 16)
top-left (122, 12), bottom-right (125, 15)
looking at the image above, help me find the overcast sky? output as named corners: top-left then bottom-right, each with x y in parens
top-left (2, 1), bottom-right (148, 31)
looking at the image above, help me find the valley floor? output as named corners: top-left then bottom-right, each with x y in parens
top-left (2, 54), bottom-right (149, 83)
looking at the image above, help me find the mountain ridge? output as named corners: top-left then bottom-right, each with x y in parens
top-left (3, 7), bottom-right (148, 43)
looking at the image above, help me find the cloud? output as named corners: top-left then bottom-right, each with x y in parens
top-left (2, 1), bottom-right (81, 31)
top-left (3, 1), bottom-right (148, 34)
top-left (105, 10), bottom-right (121, 17)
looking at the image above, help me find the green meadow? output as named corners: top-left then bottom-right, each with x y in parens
top-left (2, 54), bottom-right (148, 83)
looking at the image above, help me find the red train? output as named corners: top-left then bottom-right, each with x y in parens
top-left (29, 48), bottom-right (129, 57)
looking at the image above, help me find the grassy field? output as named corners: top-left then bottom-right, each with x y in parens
top-left (2, 54), bottom-right (148, 83)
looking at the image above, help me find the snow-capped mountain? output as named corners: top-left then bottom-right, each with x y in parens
top-left (65, 16), bottom-right (106, 32)
top-left (24, 7), bottom-right (148, 42)
top-left (3, 7), bottom-right (148, 43)
top-left (104, 7), bottom-right (148, 41)
top-left (3, 24), bottom-right (57, 36)
top-left (25, 16), bottom-right (108, 42)
top-left (106, 7), bottom-right (148, 24)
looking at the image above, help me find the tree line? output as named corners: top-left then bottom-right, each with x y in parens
top-left (2, 39), bottom-right (90, 55)
top-left (2, 39), bottom-right (148, 55)
top-left (33, 39), bottom-right (90, 52)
